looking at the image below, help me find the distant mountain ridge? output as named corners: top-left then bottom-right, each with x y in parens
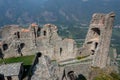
top-left (0, 0), bottom-right (119, 26)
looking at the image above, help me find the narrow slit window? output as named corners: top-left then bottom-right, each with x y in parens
top-left (37, 27), bottom-right (41, 37)
top-left (43, 31), bottom-right (46, 36)
top-left (95, 42), bottom-right (98, 49)
top-left (17, 32), bottom-right (20, 39)
top-left (60, 48), bottom-right (62, 55)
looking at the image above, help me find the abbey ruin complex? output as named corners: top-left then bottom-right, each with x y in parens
top-left (0, 12), bottom-right (117, 80)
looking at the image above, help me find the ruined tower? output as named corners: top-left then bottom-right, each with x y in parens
top-left (80, 12), bottom-right (115, 68)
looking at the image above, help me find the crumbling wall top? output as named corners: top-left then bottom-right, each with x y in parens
top-left (108, 12), bottom-right (115, 17)
top-left (21, 29), bottom-right (30, 32)
top-left (43, 24), bottom-right (58, 31)
top-left (90, 12), bottom-right (115, 29)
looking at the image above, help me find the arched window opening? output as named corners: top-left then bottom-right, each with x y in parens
top-left (91, 49), bottom-right (95, 52)
top-left (37, 27), bottom-right (41, 37)
top-left (95, 42), bottom-right (98, 49)
top-left (91, 28), bottom-right (100, 35)
top-left (17, 45), bottom-right (23, 56)
top-left (20, 43), bottom-right (25, 49)
top-left (36, 52), bottom-right (42, 57)
top-left (3, 44), bottom-right (8, 51)
top-left (17, 43), bottom-right (25, 56)
top-left (17, 32), bottom-right (20, 39)
top-left (91, 50), bottom-right (95, 55)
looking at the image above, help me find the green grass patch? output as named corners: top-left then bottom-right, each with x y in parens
top-left (0, 55), bottom-right (35, 65)
top-left (0, 55), bottom-right (35, 79)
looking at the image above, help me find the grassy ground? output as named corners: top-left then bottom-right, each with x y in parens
top-left (0, 55), bottom-right (35, 65)
top-left (0, 55), bottom-right (35, 79)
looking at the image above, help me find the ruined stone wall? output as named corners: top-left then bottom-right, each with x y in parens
top-left (92, 12), bottom-right (115, 68)
top-left (0, 25), bottom-right (22, 40)
top-left (63, 63), bottom-right (91, 80)
top-left (0, 23), bottom-right (77, 61)
top-left (35, 24), bottom-right (77, 61)
top-left (0, 12), bottom-right (115, 67)
top-left (78, 12), bottom-right (115, 68)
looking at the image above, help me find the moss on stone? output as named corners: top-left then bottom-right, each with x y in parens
top-left (76, 55), bottom-right (89, 60)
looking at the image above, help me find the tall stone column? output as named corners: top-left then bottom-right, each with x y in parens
top-left (79, 12), bottom-right (115, 68)
top-left (91, 12), bottom-right (115, 68)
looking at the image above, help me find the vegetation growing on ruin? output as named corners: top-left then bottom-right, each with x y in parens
top-left (91, 67), bottom-right (120, 80)
top-left (93, 72), bottom-right (120, 80)
top-left (93, 74), bottom-right (113, 80)
top-left (76, 55), bottom-right (90, 60)
top-left (0, 55), bottom-right (35, 79)
top-left (0, 55), bottom-right (35, 65)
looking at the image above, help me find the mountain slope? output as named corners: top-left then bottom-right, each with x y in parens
top-left (0, 0), bottom-right (120, 26)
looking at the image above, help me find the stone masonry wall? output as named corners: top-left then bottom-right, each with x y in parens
top-left (0, 23), bottom-right (77, 61)
top-left (78, 12), bottom-right (115, 68)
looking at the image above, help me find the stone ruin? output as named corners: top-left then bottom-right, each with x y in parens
top-left (0, 12), bottom-right (116, 80)
top-left (29, 12), bottom-right (116, 80)
top-left (0, 24), bottom-right (77, 61)
top-left (78, 12), bottom-right (115, 68)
